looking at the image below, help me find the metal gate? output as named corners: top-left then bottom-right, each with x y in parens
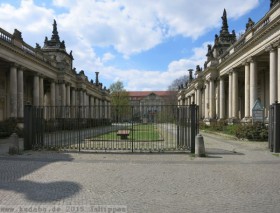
top-left (269, 102), bottom-right (280, 153)
top-left (24, 104), bottom-right (199, 153)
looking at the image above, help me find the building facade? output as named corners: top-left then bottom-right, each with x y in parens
top-left (178, 0), bottom-right (280, 123)
top-left (0, 20), bottom-right (110, 123)
top-left (128, 91), bottom-right (176, 122)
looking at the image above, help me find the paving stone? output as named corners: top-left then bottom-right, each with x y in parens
top-left (0, 132), bottom-right (279, 212)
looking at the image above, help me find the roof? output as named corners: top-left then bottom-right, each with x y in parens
top-left (127, 91), bottom-right (176, 97)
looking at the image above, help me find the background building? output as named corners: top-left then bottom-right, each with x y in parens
top-left (128, 91), bottom-right (176, 122)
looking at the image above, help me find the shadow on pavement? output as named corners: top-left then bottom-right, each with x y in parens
top-left (0, 153), bottom-right (81, 202)
top-left (206, 148), bottom-right (244, 156)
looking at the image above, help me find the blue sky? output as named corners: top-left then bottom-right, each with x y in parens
top-left (0, 0), bottom-right (269, 91)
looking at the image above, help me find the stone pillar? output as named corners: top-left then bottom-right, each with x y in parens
top-left (196, 88), bottom-right (202, 119)
top-left (228, 72), bottom-right (232, 118)
top-left (250, 59), bottom-right (257, 116)
top-left (232, 69), bottom-right (238, 119)
top-left (50, 81), bottom-right (56, 118)
top-left (17, 68), bottom-right (24, 118)
top-left (204, 81), bottom-right (209, 119)
top-left (215, 82), bottom-right (219, 119)
top-left (270, 47), bottom-right (277, 104)
top-left (61, 82), bottom-right (66, 106)
top-left (50, 81), bottom-right (56, 106)
top-left (84, 92), bottom-right (88, 117)
top-left (219, 77), bottom-right (225, 119)
top-left (10, 65), bottom-right (18, 117)
top-left (71, 88), bottom-right (76, 118)
top-left (244, 62), bottom-right (250, 118)
top-left (108, 101), bottom-right (111, 119)
top-left (209, 79), bottom-right (215, 119)
top-left (66, 84), bottom-right (71, 106)
top-left (190, 95), bottom-right (194, 105)
top-left (71, 88), bottom-right (76, 106)
top-left (33, 75), bottom-right (39, 106)
top-left (39, 77), bottom-right (44, 106)
top-left (96, 98), bottom-right (100, 119)
top-left (55, 83), bottom-right (60, 106)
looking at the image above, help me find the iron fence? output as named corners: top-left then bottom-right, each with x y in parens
top-left (24, 104), bottom-right (199, 153)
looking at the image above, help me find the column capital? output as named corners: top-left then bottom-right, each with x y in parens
top-left (242, 60), bottom-right (249, 66)
top-left (9, 62), bottom-right (20, 68)
top-left (265, 44), bottom-right (276, 52)
top-left (246, 56), bottom-right (257, 63)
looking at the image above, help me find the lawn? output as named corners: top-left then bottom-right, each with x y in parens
top-left (94, 124), bottom-right (162, 141)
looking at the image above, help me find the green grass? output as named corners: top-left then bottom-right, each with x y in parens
top-left (95, 124), bottom-right (161, 141)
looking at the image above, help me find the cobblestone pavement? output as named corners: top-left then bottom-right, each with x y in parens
top-left (0, 132), bottom-right (280, 213)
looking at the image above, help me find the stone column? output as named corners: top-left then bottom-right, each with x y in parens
top-left (190, 94), bottom-right (194, 105)
top-left (55, 83), bottom-right (60, 106)
top-left (209, 79), bottom-right (215, 119)
top-left (66, 84), bottom-right (71, 106)
top-left (84, 92), bottom-right (88, 117)
top-left (250, 59), bottom-right (257, 116)
top-left (90, 96), bottom-right (95, 118)
top-left (215, 82), bottom-right (219, 120)
top-left (108, 101), bottom-right (111, 119)
top-left (17, 67), bottom-right (24, 118)
top-left (10, 65), bottom-right (18, 117)
top-left (244, 62), bottom-right (250, 118)
top-left (219, 77), bottom-right (225, 119)
top-left (39, 77), bottom-right (44, 106)
top-left (204, 81), bottom-right (209, 119)
top-left (50, 81), bottom-right (56, 118)
top-left (270, 48), bottom-right (277, 104)
top-left (232, 69), bottom-right (238, 119)
top-left (196, 88), bottom-right (202, 119)
top-left (33, 75), bottom-right (39, 106)
top-left (228, 72), bottom-right (232, 118)
top-left (71, 88), bottom-right (76, 118)
top-left (50, 81), bottom-right (56, 106)
top-left (95, 98), bottom-right (100, 119)
top-left (61, 82), bottom-right (66, 107)
top-left (71, 89), bottom-right (76, 106)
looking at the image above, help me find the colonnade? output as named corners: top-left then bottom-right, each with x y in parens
top-left (8, 64), bottom-right (110, 120)
top-left (179, 45), bottom-right (280, 122)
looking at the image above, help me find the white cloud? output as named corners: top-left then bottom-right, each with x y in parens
top-left (102, 53), bottom-right (115, 63)
top-left (0, 0), bottom-right (260, 90)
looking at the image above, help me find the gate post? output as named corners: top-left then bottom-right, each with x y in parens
top-left (190, 104), bottom-right (197, 153)
top-left (24, 104), bottom-right (32, 150)
top-left (273, 103), bottom-right (280, 152)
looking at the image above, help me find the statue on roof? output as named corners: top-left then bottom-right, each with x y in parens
top-left (51, 19), bottom-right (60, 42)
top-left (270, 0), bottom-right (279, 8)
top-left (60, 40), bottom-right (65, 49)
top-left (220, 9), bottom-right (229, 35)
top-left (188, 69), bottom-right (193, 81)
top-left (246, 18), bottom-right (255, 31)
top-left (206, 44), bottom-right (213, 58)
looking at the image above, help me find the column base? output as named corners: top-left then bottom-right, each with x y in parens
top-left (227, 117), bottom-right (239, 125)
top-left (203, 118), bottom-right (217, 125)
top-left (241, 117), bottom-right (252, 123)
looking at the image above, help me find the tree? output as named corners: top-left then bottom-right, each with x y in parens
top-left (166, 75), bottom-right (189, 105)
top-left (109, 81), bottom-right (130, 122)
top-left (168, 75), bottom-right (189, 91)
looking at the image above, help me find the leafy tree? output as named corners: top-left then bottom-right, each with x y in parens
top-left (168, 75), bottom-right (189, 91)
top-left (109, 81), bottom-right (130, 122)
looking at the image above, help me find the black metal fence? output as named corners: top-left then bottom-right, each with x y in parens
top-left (24, 104), bottom-right (199, 153)
top-left (269, 102), bottom-right (280, 153)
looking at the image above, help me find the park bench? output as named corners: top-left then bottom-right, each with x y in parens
top-left (117, 130), bottom-right (130, 139)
